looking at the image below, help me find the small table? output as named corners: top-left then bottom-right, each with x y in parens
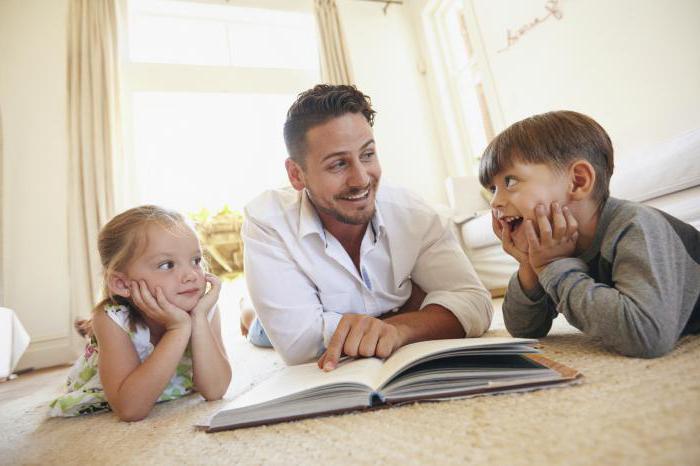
top-left (0, 307), bottom-right (30, 380)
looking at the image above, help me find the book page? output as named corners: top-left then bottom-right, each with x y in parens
top-left (224, 356), bottom-right (385, 410)
top-left (374, 337), bottom-right (536, 389)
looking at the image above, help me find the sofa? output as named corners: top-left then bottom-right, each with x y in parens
top-left (446, 128), bottom-right (700, 295)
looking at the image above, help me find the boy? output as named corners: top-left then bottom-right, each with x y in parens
top-left (480, 110), bottom-right (699, 358)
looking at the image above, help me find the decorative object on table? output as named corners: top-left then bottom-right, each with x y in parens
top-left (0, 307), bottom-right (31, 381)
top-left (191, 206), bottom-right (244, 280)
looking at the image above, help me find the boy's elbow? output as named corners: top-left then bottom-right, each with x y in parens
top-left (614, 323), bottom-right (676, 359)
top-left (503, 314), bottom-right (553, 339)
top-left (616, 337), bottom-right (675, 359)
top-left (508, 327), bottom-right (550, 339)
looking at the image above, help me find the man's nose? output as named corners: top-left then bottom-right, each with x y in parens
top-left (347, 160), bottom-right (370, 187)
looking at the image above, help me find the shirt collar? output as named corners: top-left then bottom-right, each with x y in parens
top-left (298, 189), bottom-right (326, 240)
top-left (371, 200), bottom-right (386, 243)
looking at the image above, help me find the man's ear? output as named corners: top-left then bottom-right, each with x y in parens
top-left (285, 158), bottom-right (306, 191)
top-left (569, 160), bottom-right (596, 201)
top-left (107, 271), bottom-right (131, 299)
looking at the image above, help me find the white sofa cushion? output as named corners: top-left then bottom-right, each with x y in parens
top-left (610, 128), bottom-right (700, 202)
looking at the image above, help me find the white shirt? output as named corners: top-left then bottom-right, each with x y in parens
top-left (242, 185), bottom-right (493, 365)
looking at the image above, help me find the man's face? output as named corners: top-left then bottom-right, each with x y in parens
top-left (125, 224), bottom-right (206, 312)
top-left (488, 160), bottom-right (570, 252)
top-left (288, 112), bottom-right (381, 226)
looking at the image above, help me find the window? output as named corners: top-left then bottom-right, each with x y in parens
top-left (420, 0), bottom-right (497, 176)
top-left (119, 0), bottom-right (320, 214)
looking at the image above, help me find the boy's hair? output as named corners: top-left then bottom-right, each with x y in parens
top-left (83, 205), bottom-right (195, 333)
top-left (283, 84), bottom-right (376, 168)
top-left (479, 110), bottom-right (615, 207)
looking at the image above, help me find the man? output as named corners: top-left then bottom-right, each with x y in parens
top-left (242, 84), bottom-right (492, 369)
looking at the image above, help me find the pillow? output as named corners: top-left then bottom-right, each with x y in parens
top-left (610, 128), bottom-right (700, 202)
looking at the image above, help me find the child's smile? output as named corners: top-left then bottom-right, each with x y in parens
top-left (489, 161), bottom-right (572, 249)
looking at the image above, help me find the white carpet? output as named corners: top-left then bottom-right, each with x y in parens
top-left (1, 281), bottom-right (698, 465)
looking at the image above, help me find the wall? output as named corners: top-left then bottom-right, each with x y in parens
top-left (337, 0), bottom-right (448, 205)
top-left (0, 0), bottom-right (74, 369)
top-left (0, 0), bottom-right (448, 370)
top-left (469, 0), bottom-right (700, 161)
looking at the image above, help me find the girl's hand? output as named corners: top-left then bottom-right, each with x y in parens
top-left (492, 211), bottom-right (529, 265)
top-left (190, 273), bottom-right (222, 320)
top-left (130, 280), bottom-right (191, 331)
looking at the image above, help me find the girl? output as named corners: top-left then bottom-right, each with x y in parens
top-left (49, 205), bottom-right (232, 420)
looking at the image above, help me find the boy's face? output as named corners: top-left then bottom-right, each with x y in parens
top-left (125, 225), bottom-right (206, 312)
top-left (488, 161), bottom-right (571, 251)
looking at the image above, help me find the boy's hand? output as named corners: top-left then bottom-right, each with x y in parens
top-left (130, 280), bottom-right (191, 332)
top-left (492, 211), bottom-right (529, 264)
top-left (190, 273), bottom-right (222, 321)
top-left (525, 203), bottom-right (579, 273)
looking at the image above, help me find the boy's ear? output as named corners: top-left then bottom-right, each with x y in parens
top-left (107, 271), bottom-right (131, 299)
top-left (285, 158), bottom-right (306, 191)
top-left (569, 160), bottom-right (596, 200)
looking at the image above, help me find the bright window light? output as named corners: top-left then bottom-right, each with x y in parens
top-left (128, 0), bottom-right (319, 70)
top-left (131, 92), bottom-right (295, 214)
top-left (422, 0), bottom-right (494, 174)
top-left (122, 0), bottom-right (320, 216)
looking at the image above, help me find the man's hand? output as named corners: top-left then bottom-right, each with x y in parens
top-left (317, 314), bottom-right (405, 371)
top-left (130, 280), bottom-right (191, 332)
top-left (525, 202), bottom-right (579, 273)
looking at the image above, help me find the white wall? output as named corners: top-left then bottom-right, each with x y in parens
top-left (338, 0), bottom-right (448, 205)
top-left (0, 0), bottom-right (74, 369)
top-left (0, 0), bottom-right (447, 370)
top-left (469, 0), bottom-right (700, 161)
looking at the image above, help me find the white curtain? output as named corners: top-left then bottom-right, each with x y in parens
top-left (314, 0), bottom-right (354, 85)
top-left (67, 0), bottom-right (121, 325)
top-left (0, 106), bottom-right (4, 306)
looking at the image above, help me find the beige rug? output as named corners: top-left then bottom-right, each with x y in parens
top-left (1, 284), bottom-right (699, 465)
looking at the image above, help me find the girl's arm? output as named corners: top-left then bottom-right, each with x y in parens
top-left (191, 305), bottom-right (232, 400)
top-left (92, 308), bottom-right (191, 422)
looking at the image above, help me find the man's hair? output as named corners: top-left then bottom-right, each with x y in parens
top-left (283, 84), bottom-right (376, 168)
top-left (479, 110), bottom-right (615, 207)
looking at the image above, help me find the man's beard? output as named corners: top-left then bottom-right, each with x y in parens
top-left (306, 180), bottom-right (378, 226)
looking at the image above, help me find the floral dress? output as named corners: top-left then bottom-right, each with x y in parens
top-left (49, 304), bottom-right (198, 417)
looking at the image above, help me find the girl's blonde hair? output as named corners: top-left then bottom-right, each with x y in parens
top-left (77, 205), bottom-right (197, 335)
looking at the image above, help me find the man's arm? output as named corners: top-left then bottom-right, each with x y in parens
top-left (409, 214), bottom-right (494, 337)
top-left (242, 215), bottom-right (336, 365)
top-left (319, 214), bottom-right (494, 371)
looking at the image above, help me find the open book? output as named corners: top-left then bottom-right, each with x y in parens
top-left (205, 337), bottom-right (581, 432)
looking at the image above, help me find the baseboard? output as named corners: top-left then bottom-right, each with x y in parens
top-left (15, 336), bottom-right (80, 371)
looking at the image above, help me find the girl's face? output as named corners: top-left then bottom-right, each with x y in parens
top-left (487, 161), bottom-right (571, 252)
top-left (125, 224), bottom-right (206, 312)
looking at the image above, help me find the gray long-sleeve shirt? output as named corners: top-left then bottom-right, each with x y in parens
top-left (503, 197), bottom-right (700, 358)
